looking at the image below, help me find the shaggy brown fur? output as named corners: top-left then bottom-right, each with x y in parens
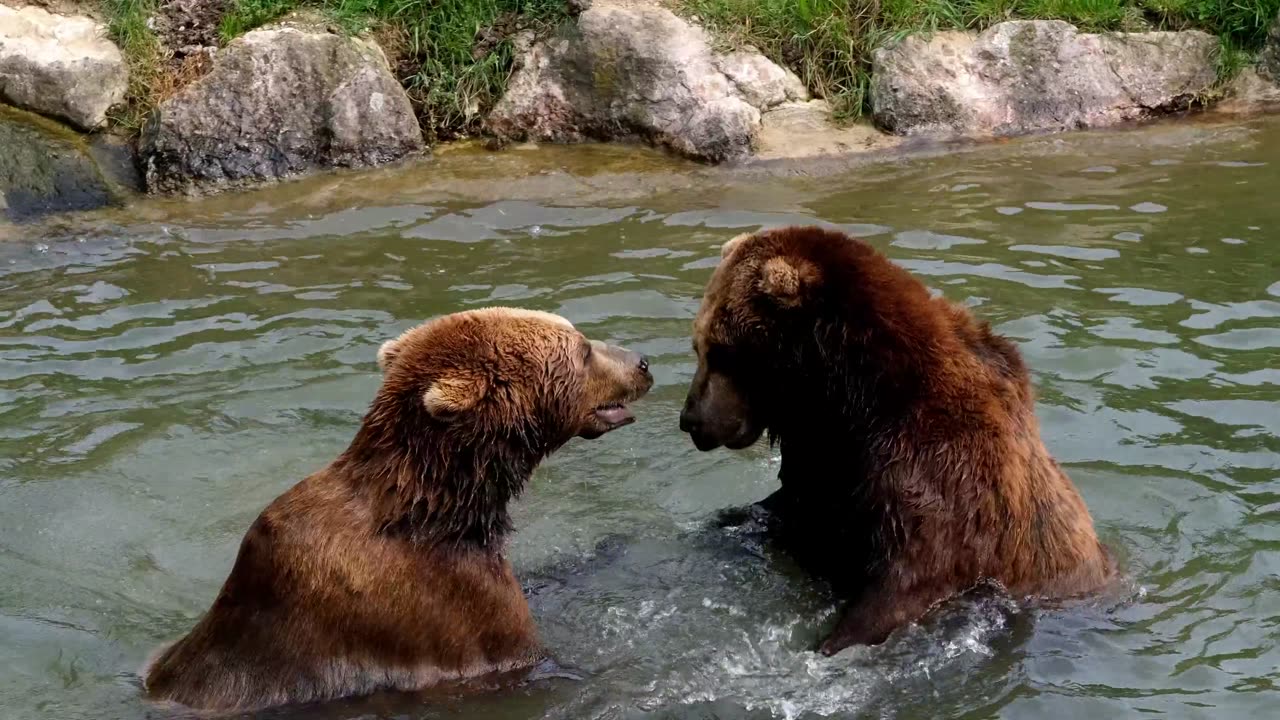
top-left (678, 226), bottom-right (1114, 656)
top-left (142, 307), bottom-right (653, 712)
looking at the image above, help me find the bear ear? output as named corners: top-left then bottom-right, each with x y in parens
top-left (423, 374), bottom-right (487, 418)
top-left (376, 337), bottom-right (402, 372)
top-left (721, 232), bottom-right (752, 260)
top-left (759, 256), bottom-right (818, 307)
top-left (377, 325), bottom-right (422, 372)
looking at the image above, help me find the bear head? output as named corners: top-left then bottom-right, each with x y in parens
top-left (679, 226), bottom-right (857, 452)
top-left (373, 307), bottom-right (653, 449)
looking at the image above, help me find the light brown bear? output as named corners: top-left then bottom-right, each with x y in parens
top-left (142, 307), bottom-right (653, 711)
top-left (678, 226), bottom-right (1114, 656)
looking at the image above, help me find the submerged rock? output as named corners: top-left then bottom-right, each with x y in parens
top-left (141, 27), bottom-right (424, 194)
top-left (0, 3), bottom-right (129, 131)
top-left (487, 0), bottom-right (807, 162)
top-left (0, 106), bottom-right (120, 222)
top-left (872, 20), bottom-right (1218, 138)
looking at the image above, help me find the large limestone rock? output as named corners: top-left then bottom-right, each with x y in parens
top-left (141, 27), bottom-right (424, 194)
top-left (872, 21), bottom-right (1218, 138)
top-left (0, 3), bottom-right (129, 131)
top-left (486, 1), bottom-right (807, 162)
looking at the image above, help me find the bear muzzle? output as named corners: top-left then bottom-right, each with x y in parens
top-left (679, 370), bottom-right (763, 451)
top-left (579, 344), bottom-right (653, 439)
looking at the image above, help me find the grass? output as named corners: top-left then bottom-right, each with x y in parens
top-left (95, 0), bottom-right (1279, 137)
top-left (101, 0), bottom-right (168, 132)
top-left (1144, 0), bottom-right (1280, 44)
top-left (219, 0), bottom-right (302, 39)
top-left (374, 0), bottom-right (570, 141)
top-left (685, 0), bottom-right (1280, 119)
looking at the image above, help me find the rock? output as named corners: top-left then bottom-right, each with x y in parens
top-left (0, 3), bottom-right (129, 131)
top-left (1261, 11), bottom-right (1280, 80)
top-left (0, 105), bottom-right (121, 222)
top-left (717, 51), bottom-right (808, 110)
top-left (87, 131), bottom-right (144, 195)
top-left (872, 20), bottom-right (1218, 138)
top-left (141, 27), bottom-right (424, 194)
top-left (486, 1), bottom-right (807, 162)
top-left (754, 100), bottom-right (900, 162)
top-left (1215, 67), bottom-right (1280, 114)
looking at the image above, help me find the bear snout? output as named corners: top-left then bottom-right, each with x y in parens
top-left (678, 369), bottom-right (762, 451)
top-left (678, 400), bottom-right (728, 452)
top-left (678, 399), bottom-right (700, 435)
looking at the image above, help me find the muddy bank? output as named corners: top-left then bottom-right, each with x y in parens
top-left (4, 112), bottom-right (1270, 244)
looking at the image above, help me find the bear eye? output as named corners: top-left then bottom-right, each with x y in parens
top-left (705, 343), bottom-right (733, 368)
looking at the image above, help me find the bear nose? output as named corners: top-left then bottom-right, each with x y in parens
top-left (638, 355), bottom-right (649, 373)
top-left (678, 400), bottom-right (698, 433)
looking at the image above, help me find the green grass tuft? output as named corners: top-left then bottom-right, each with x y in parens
top-left (1143, 0), bottom-right (1280, 45)
top-left (1017, 0), bottom-right (1132, 31)
top-left (101, 0), bottom-right (168, 132)
top-left (376, 0), bottom-right (570, 141)
top-left (219, 0), bottom-right (301, 40)
top-left (1213, 33), bottom-right (1254, 85)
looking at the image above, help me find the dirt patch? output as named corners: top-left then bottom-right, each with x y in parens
top-left (141, 0), bottom-right (229, 105)
top-left (154, 0), bottom-right (230, 54)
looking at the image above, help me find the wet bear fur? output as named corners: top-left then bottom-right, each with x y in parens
top-left (678, 226), bottom-right (1114, 655)
top-left (142, 307), bottom-right (653, 712)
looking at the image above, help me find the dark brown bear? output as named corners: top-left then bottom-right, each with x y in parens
top-left (678, 226), bottom-right (1114, 656)
top-left (142, 307), bottom-right (653, 711)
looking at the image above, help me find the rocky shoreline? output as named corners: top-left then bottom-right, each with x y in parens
top-left (3, 0), bottom-right (1280, 221)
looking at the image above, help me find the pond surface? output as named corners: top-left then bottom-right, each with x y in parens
top-left (2, 119), bottom-right (1278, 720)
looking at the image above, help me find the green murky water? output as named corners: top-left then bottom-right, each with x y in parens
top-left (2, 119), bottom-right (1278, 720)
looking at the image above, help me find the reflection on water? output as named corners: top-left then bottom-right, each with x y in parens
top-left (1, 119), bottom-right (1279, 720)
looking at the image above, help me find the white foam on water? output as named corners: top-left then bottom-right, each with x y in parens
top-left (624, 594), bottom-right (1017, 719)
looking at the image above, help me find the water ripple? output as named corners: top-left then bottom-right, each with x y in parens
top-left (2, 120), bottom-right (1279, 720)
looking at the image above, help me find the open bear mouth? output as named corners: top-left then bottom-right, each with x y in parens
top-left (593, 401), bottom-right (635, 428)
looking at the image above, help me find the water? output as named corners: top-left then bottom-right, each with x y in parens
top-left (2, 118), bottom-right (1278, 720)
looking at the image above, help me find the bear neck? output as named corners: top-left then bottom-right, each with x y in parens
top-left (767, 331), bottom-right (932, 439)
top-left (762, 307), bottom-right (950, 479)
top-left (337, 411), bottom-right (545, 551)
